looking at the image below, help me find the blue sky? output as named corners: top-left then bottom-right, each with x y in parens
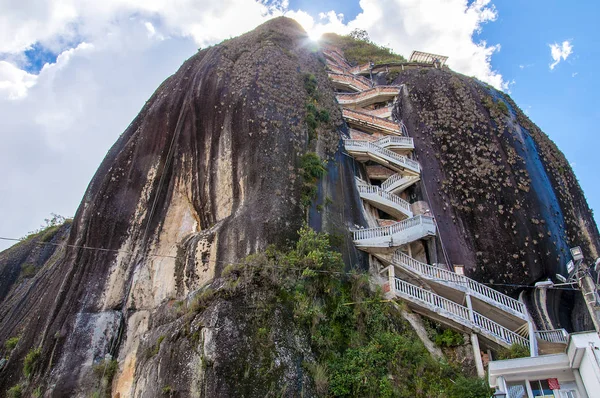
top-left (476, 0), bottom-right (599, 223)
top-left (0, 0), bottom-right (597, 251)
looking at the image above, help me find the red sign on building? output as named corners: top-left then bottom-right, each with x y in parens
top-left (548, 378), bottom-right (560, 390)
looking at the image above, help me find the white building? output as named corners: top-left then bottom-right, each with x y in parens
top-left (489, 332), bottom-right (600, 398)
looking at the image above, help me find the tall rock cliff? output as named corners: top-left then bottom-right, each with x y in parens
top-left (0, 17), bottom-right (598, 397)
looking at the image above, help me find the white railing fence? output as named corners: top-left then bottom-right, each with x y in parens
top-left (393, 278), bottom-right (529, 347)
top-left (356, 182), bottom-right (412, 214)
top-left (352, 215), bottom-right (435, 241)
top-left (344, 140), bottom-right (421, 173)
top-left (535, 329), bottom-right (569, 344)
top-left (392, 252), bottom-right (527, 317)
top-left (373, 136), bottom-right (414, 148)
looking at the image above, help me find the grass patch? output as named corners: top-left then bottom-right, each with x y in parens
top-left (23, 347), bottom-right (41, 378)
top-left (321, 29), bottom-right (406, 66)
top-left (5, 336), bottom-right (20, 351)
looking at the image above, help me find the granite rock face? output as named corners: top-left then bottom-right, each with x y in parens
top-left (389, 69), bottom-right (599, 330)
top-left (0, 17), bottom-right (598, 397)
top-left (0, 18), bottom-right (364, 396)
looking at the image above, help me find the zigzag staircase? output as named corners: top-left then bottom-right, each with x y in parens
top-left (324, 45), bottom-right (567, 359)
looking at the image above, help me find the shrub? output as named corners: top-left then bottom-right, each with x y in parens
top-left (162, 385), bottom-right (174, 395)
top-left (23, 347), bottom-right (41, 377)
top-left (5, 336), bottom-right (20, 351)
top-left (497, 101), bottom-right (509, 115)
top-left (434, 329), bottom-right (464, 347)
top-left (497, 343), bottom-right (529, 359)
top-left (449, 376), bottom-right (494, 398)
top-left (303, 73), bottom-right (318, 97)
top-left (189, 288), bottom-right (215, 313)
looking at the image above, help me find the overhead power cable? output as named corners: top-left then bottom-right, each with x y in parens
top-left (0, 236), bottom-right (580, 291)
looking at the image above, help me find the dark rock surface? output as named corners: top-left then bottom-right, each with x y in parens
top-left (0, 17), bottom-right (364, 396)
top-left (390, 68), bottom-right (599, 331)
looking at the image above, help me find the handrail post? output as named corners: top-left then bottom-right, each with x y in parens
top-left (465, 293), bottom-right (475, 323)
top-left (528, 320), bottom-right (538, 357)
top-left (388, 266), bottom-right (395, 296)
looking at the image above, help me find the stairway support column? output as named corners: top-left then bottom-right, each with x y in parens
top-left (465, 293), bottom-right (475, 322)
top-left (388, 265), bottom-right (395, 296)
top-left (470, 333), bottom-right (485, 378)
top-left (528, 320), bottom-right (538, 357)
top-left (465, 293), bottom-right (485, 377)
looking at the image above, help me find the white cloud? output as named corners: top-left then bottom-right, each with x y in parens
top-left (549, 40), bottom-right (573, 70)
top-left (0, 0), bottom-right (507, 249)
top-left (572, 72), bottom-right (578, 78)
top-left (289, 0), bottom-right (506, 90)
top-left (0, 61), bottom-right (37, 99)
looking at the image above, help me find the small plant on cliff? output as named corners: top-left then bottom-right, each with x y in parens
top-left (303, 73), bottom-right (318, 97)
top-left (299, 152), bottom-right (327, 207)
top-left (7, 384), bottom-right (23, 398)
top-left (23, 347), bottom-right (41, 377)
top-left (189, 288), bottom-right (215, 313)
top-left (19, 263), bottom-right (38, 280)
top-left (5, 336), bottom-right (20, 351)
top-left (434, 328), bottom-right (464, 347)
top-left (497, 343), bottom-right (529, 360)
top-left (162, 385), bottom-right (174, 395)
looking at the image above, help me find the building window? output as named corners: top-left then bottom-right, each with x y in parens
top-left (559, 390), bottom-right (577, 398)
top-left (530, 379), bottom-right (553, 397)
top-left (506, 381), bottom-right (527, 398)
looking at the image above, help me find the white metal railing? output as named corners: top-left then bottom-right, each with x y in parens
top-left (336, 86), bottom-right (400, 104)
top-left (472, 312), bottom-right (530, 347)
top-left (328, 73), bottom-right (372, 90)
top-left (352, 215), bottom-right (435, 241)
top-left (356, 182), bottom-right (412, 215)
top-left (393, 278), bottom-right (529, 347)
top-left (382, 173), bottom-right (414, 191)
top-left (342, 108), bottom-right (401, 134)
top-left (392, 252), bottom-right (528, 318)
top-left (535, 329), bottom-right (569, 344)
top-left (344, 140), bottom-right (421, 173)
top-left (373, 136), bottom-right (414, 149)
top-left (365, 107), bottom-right (392, 118)
top-left (349, 62), bottom-right (372, 75)
top-left (323, 49), bottom-right (351, 69)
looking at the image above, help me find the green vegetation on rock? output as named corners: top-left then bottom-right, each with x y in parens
top-left (7, 384), bottom-right (23, 398)
top-left (497, 343), bottom-right (529, 360)
top-left (198, 226), bottom-right (492, 397)
top-left (5, 336), bottom-right (20, 352)
top-left (321, 29), bottom-right (406, 66)
top-left (300, 152), bottom-right (327, 208)
top-left (23, 347), bottom-right (41, 378)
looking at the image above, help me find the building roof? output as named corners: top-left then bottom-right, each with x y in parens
top-left (409, 51), bottom-right (449, 66)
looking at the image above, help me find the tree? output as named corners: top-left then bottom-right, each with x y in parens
top-left (349, 28), bottom-right (370, 43)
